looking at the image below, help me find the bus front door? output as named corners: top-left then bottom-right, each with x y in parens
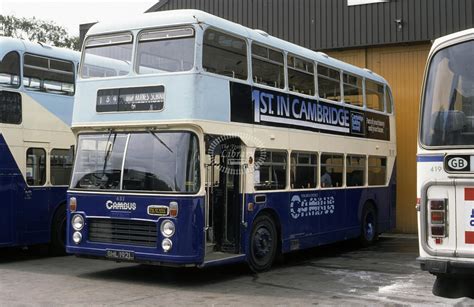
top-left (205, 136), bottom-right (242, 256)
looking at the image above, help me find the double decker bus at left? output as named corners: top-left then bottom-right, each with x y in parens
top-left (0, 37), bottom-right (80, 253)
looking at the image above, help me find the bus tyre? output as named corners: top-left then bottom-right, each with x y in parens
top-left (248, 214), bottom-right (277, 272)
top-left (360, 203), bottom-right (377, 247)
top-left (50, 205), bottom-right (67, 256)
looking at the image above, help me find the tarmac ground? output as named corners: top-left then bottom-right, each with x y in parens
top-left (1, 235), bottom-right (473, 306)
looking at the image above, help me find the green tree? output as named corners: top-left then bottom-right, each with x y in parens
top-left (0, 15), bottom-right (80, 50)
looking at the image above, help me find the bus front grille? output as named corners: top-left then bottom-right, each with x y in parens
top-left (88, 218), bottom-right (157, 247)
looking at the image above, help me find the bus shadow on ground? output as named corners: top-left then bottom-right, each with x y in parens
top-left (78, 238), bottom-right (389, 287)
top-left (433, 276), bottom-right (474, 299)
top-left (0, 245), bottom-right (59, 264)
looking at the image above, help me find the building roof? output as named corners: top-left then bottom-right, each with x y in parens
top-left (146, 0), bottom-right (474, 51)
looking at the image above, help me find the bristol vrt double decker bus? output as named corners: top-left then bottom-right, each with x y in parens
top-left (417, 29), bottom-right (474, 276)
top-left (0, 37), bottom-right (80, 253)
top-left (67, 10), bottom-right (396, 271)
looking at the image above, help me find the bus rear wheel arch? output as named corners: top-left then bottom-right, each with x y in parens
top-left (248, 212), bottom-right (279, 272)
top-left (360, 201), bottom-right (378, 247)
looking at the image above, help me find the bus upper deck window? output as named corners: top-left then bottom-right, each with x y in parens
top-left (0, 51), bottom-right (20, 88)
top-left (203, 29), bottom-right (247, 80)
top-left (288, 55), bottom-right (314, 95)
top-left (23, 54), bottom-right (75, 95)
top-left (317, 65), bottom-right (341, 101)
top-left (343, 73), bottom-right (363, 107)
top-left (366, 80), bottom-right (384, 112)
top-left (252, 43), bottom-right (284, 89)
top-left (137, 27), bottom-right (195, 75)
top-left (82, 33), bottom-right (133, 79)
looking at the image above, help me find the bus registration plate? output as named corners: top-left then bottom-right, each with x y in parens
top-left (106, 250), bottom-right (135, 261)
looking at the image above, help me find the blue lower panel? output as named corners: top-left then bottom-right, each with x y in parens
top-left (0, 133), bottom-right (67, 248)
top-left (242, 185), bottom-right (394, 255)
top-left (66, 192), bottom-right (205, 265)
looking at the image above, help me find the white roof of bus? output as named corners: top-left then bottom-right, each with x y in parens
top-left (0, 36), bottom-right (80, 63)
top-left (430, 28), bottom-right (474, 55)
top-left (87, 9), bottom-right (388, 84)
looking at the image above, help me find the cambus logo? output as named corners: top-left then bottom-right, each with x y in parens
top-left (105, 200), bottom-right (137, 211)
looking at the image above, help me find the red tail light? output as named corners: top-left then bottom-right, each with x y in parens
top-left (429, 199), bottom-right (447, 238)
top-left (431, 211), bottom-right (444, 224)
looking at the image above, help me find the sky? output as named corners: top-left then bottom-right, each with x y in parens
top-left (0, 0), bottom-right (158, 36)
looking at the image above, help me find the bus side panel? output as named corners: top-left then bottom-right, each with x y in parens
top-left (22, 187), bottom-right (51, 241)
top-left (18, 186), bottom-right (67, 246)
top-left (0, 133), bottom-right (21, 246)
top-left (243, 186), bottom-right (394, 255)
top-left (244, 189), bottom-right (355, 254)
top-left (389, 160), bottom-right (397, 230)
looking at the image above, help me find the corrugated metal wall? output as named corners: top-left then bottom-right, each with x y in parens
top-left (152, 0), bottom-right (474, 50)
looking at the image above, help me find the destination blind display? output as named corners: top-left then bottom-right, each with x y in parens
top-left (230, 82), bottom-right (390, 141)
top-left (96, 86), bottom-right (165, 112)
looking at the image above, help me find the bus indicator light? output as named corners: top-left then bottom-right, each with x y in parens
top-left (169, 202), bottom-right (178, 217)
top-left (69, 197), bottom-right (77, 212)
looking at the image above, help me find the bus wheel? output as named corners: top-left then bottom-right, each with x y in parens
top-left (248, 214), bottom-right (277, 272)
top-left (360, 203), bottom-right (377, 247)
top-left (50, 205), bottom-right (67, 256)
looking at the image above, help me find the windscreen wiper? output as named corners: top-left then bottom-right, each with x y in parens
top-left (101, 130), bottom-right (116, 179)
top-left (148, 130), bottom-right (173, 153)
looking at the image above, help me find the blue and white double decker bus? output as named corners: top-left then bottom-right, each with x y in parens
top-left (0, 37), bottom-right (80, 253)
top-left (67, 10), bottom-right (396, 271)
top-left (417, 29), bottom-right (474, 276)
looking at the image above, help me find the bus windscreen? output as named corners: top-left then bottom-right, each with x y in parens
top-left (71, 131), bottom-right (200, 193)
top-left (421, 39), bottom-right (474, 147)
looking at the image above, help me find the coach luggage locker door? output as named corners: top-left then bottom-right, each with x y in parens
top-left (455, 183), bottom-right (474, 258)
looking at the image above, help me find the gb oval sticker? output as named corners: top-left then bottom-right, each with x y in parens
top-left (447, 157), bottom-right (468, 170)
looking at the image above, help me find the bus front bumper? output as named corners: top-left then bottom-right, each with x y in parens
top-left (67, 245), bottom-right (203, 267)
top-left (418, 257), bottom-right (474, 275)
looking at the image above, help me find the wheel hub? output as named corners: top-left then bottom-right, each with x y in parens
top-left (254, 227), bottom-right (272, 258)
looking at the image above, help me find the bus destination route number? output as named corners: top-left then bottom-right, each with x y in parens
top-left (96, 86), bottom-right (165, 112)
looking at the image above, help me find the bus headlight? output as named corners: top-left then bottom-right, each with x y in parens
top-left (72, 231), bottom-right (82, 244)
top-left (162, 238), bottom-right (172, 252)
top-left (72, 214), bottom-right (84, 231)
top-left (161, 220), bottom-right (175, 237)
